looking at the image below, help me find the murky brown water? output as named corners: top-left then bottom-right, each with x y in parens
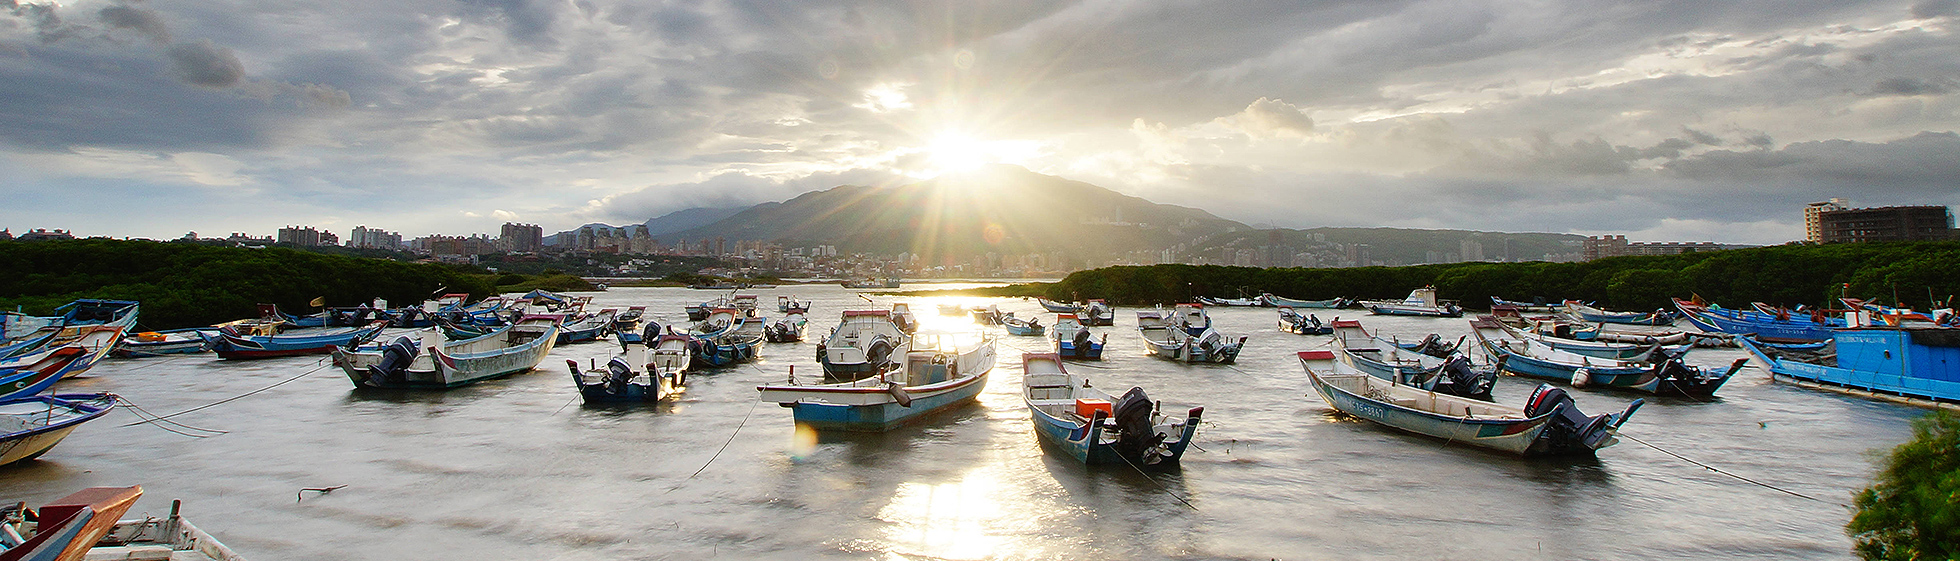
top-left (0, 284), bottom-right (1921, 560)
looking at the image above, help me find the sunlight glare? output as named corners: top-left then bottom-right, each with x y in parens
top-left (926, 132), bottom-right (989, 175)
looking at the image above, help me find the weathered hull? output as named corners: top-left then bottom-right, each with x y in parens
top-left (1308, 373), bottom-right (1554, 455)
top-left (209, 324), bottom-right (385, 360)
top-left (1265, 295), bottom-right (1349, 308)
top-left (1681, 307), bottom-right (1834, 343)
top-left (339, 327), bottom-right (559, 389)
top-left (1029, 404), bottom-right (1198, 465)
top-left (0, 394), bottom-right (116, 466)
top-left (766, 373), bottom-right (988, 432)
top-left (1364, 303), bottom-right (1463, 317)
top-left (1056, 340), bottom-right (1103, 360)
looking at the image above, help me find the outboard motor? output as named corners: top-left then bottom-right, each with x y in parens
top-left (1111, 387), bottom-right (1166, 461)
top-left (605, 356), bottom-right (634, 394)
top-left (642, 321), bottom-right (663, 343)
top-left (364, 336), bottom-right (420, 386)
top-left (1524, 384), bottom-right (1613, 451)
top-left (1437, 353), bottom-right (1495, 400)
top-left (1072, 328), bottom-right (1093, 349)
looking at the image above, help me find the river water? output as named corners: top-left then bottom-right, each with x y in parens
top-left (0, 284), bottom-right (1923, 560)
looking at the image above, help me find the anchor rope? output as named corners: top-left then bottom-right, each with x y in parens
top-left (117, 359), bottom-right (334, 427)
top-left (1620, 433), bottom-right (1843, 507)
top-left (113, 395), bottom-right (227, 437)
top-left (667, 394), bottom-right (761, 494)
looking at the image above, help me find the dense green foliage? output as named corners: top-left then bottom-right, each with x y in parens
top-left (994, 242), bottom-right (1960, 311)
top-left (0, 239), bottom-right (494, 329)
top-left (1848, 411), bottom-right (1960, 561)
top-left (475, 252), bottom-right (725, 277)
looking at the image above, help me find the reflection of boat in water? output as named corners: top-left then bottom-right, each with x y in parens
top-left (1022, 352), bottom-right (1201, 466)
top-left (759, 331), bottom-right (996, 432)
top-left (1300, 350), bottom-right (1640, 457)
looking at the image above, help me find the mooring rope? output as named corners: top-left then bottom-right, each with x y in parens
top-left (1115, 451), bottom-right (1199, 512)
top-left (1620, 433), bottom-right (1844, 507)
top-left (666, 396), bottom-right (761, 494)
top-left (113, 395), bottom-right (227, 437)
top-left (117, 359), bottom-right (335, 427)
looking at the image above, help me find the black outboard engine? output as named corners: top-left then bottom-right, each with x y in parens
top-left (1111, 387), bottom-right (1166, 461)
top-left (1524, 384), bottom-right (1613, 452)
top-left (1072, 328), bottom-right (1093, 348)
top-left (1436, 353), bottom-right (1495, 400)
top-left (364, 336), bottom-right (420, 386)
top-left (605, 356), bottom-right (634, 394)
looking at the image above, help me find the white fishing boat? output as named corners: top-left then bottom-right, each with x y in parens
top-left (1136, 304), bottom-right (1245, 364)
top-left (1359, 287), bottom-right (1464, 317)
top-left (817, 310), bottom-right (912, 380)
top-left (759, 331), bottom-right (996, 431)
top-left (335, 316), bottom-right (561, 389)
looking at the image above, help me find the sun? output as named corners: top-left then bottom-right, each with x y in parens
top-left (924, 132), bottom-right (990, 176)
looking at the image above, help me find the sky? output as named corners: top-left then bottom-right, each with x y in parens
top-left (2, 0), bottom-right (1957, 245)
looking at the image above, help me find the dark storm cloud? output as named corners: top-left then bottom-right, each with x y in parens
top-left (168, 39), bottom-right (245, 88)
top-left (1868, 76), bottom-right (1951, 96)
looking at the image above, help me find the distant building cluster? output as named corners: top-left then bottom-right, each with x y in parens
top-left (1805, 199), bottom-right (1955, 243)
top-left (1582, 235), bottom-right (1725, 260)
top-left (277, 225), bottom-right (339, 247)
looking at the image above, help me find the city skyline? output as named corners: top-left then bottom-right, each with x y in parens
top-left (3, 1), bottom-right (1959, 245)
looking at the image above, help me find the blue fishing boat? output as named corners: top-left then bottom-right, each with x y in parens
top-left (688, 309), bottom-right (764, 367)
top-left (1261, 293), bottom-right (1351, 308)
top-left (1300, 350), bottom-right (1640, 456)
top-left (203, 322), bottom-right (387, 360)
top-left (1022, 352), bottom-right (1201, 466)
top-left (569, 343), bottom-right (686, 404)
top-left (1741, 324), bottom-right (1960, 406)
top-left (1562, 301), bottom-right (1674, 326)
top-left (759, 332), bottom-right (995, 431)
top-left (765, 313), bottom-right (809, 343)
top-left (0, 330), bottom-right (125, 401)
top-left (1673, 298), bottom-right (1838, 343)
top-left (1490, 296), bottom-right (1561, 313)
top-left (554, 309), bottom-right (616, 344)
top-left (1003, 316), bottom-right (1046, 337)
top-left (1049, 314), bottom-right (1105, 360)
top-left (1, 300), bottom-right (140, 360)
top-left (1276, 307), bottom-right (1332, 335)
top-left (113, 327), bottom-right (216, 357)
top-left (0, 393), bottom-right (117, 466)
top-left (1470, 317), bottom-right (1745, 397)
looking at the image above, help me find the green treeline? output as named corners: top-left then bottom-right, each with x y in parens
top-left (0, 239), bottom-right (495, 330)
top-left (1010, 241), bottom-right (1960, 311)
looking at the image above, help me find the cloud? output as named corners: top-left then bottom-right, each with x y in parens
top-left (1868, 77), bottom-right (1952, 96)
top-left (1230, 97), bottom-right (1315, 139)
top-left (168, 39), bottom-right (245, 88)
top-left (97, 4), bottom-right (170, 44)
top-left (1912, 0), bottom-right (1959, 19)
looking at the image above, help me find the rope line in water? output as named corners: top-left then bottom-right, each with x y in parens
top-left (1621, 433), bottom-right (1844, 507)
top-left (114, 396), bottom-right (227, 437)
top-left (667, 396), bottom-right (761, 494)
top-left (1114, 451), bottom-right (1199, 512)
top-left (117, 360), bottom-right (334, 427)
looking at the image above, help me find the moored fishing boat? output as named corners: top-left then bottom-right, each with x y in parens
top-left (1276, 307), bottom-right (1332, 335)
top-left (113, 327), bottom-right (215, 357)
top-left (1470, 317), bottom-right (1745, 397)
top-left (0, 393), bottom-right (117, 466)
top-left (1136, 304), bottom-right (1245, 364)
top-left (204, 322), bottom-right (386, 360)
top-left (841, 277), bottom-right (901, 289)
top-left (688, 309), bottom-right (765, 367)
top-left (1038, 298), bottom-right (1082, 313)
top-left (1330, 320), bottom-right (1493, 400)
top-left (1080, 299), bottom-right (1114, 326)
top-left (1359, 287), bottom-right (1463, 317)
top-left (1260, 293), bottom-right (1351, 309)
top-left (765, 313), bottom-right (808, 343)
top-left (1490, 319), bottom-right (1686, 361)
top-left (334, 316), bottom-right (560, 389)
top-left (1195, 295), bottom-right (1261, 307)
top-left (1673, 298), bottom-right (1837, 343)
top-left (2, 486), bottom-right (245, 561)
top-left (1299, 350), bottom-right (1639, 457)
top-left (1050, 314), bottom-right (1105, 360)
top-left (649, 332), bottom-right (694, 374)
top-left (1740, 319), bottom-right (1960, 406)
top-left (970, 305), bottom-right (1010, 326)
top-left (0, 326), bottom-right (125, 391)
top-left (1562, 301), bottom-right (1674, 326)
top-left (759, 331), bottom-right (996, 431)
top-left (1490, 296), bottom-right (1561, 313)
top-left (816, 310), bottom-right (911, 380)
top-left (554, 309), bottom-right (616, 344)
top-left (568, 342), bottom-right (685, 404)
top-left (0, 299), bottom-right (139, 346)
top-left (1022, 352), bottom-right (1201, 466)
top-left (777, 295), bottom-right (810, 314)
top-left (1002, 315), bottom-right (1045, 337)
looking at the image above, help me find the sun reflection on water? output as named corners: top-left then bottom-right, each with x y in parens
top-left (874, 470), bottom-right (1010, 560)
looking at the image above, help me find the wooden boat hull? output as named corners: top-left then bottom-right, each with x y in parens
top-left (1309, 369), bottom-right (1553, 455)
top-left (766, 372), bottom-right (988, 432)
top-left (0, 394), bottom-right (116, 466)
